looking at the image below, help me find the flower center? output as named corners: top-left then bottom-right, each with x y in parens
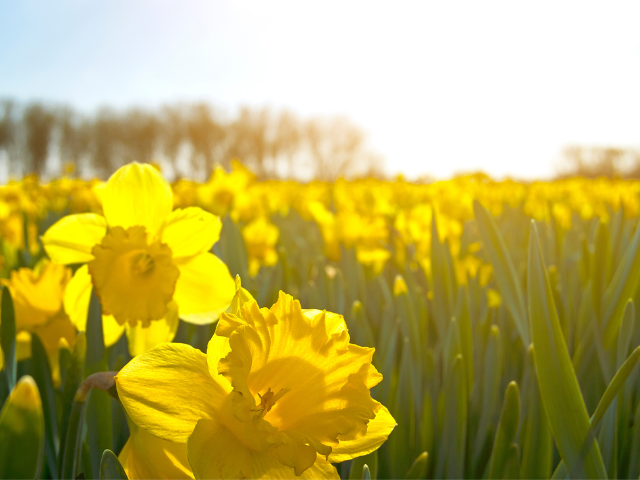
top-left (257, 387), bottom-right (288, 417)
top-left (88, 225), bottom-right (180, 327)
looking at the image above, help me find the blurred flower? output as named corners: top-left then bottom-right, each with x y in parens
top-left (116, 292), bottom-right (396, 479)
top-left (1, 261), bottom-right (75, 386)
top-left (41, 162), bottom-right (235, 356)
top-left (242, 217), bottom-right (279, 276)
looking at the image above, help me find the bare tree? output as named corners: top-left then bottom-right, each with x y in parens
top-left (23, 103), bottom-right (55, 176)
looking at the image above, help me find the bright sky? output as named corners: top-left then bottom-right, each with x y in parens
top-left (1, 0), bottom-right (639, 180)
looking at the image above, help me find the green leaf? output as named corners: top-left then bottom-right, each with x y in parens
top-left (99, 449), bottom-right (128, 479)
top-left (362, 464), bottom-right (371, 480)
top-left (438, 354), bottom-right (467, 479)
top-left (1, 287), bottom-right (17, 391)
top-left (519, 347), bottom-right (552, 479)
top-left (349, 451), bottom-right (377, 480)
top-left (405, 452), bottom-right (428, 479)
top-left (591, 345), bottom-right (640, 428)
top-left (602, 218), bottom-right (640, 346)
top-left (85, 288), bottom-right (107, 376)
top-left (474, 200), bottom-right (529, 345)
top-left (528, 221), bottom-right (606, 479)
top-left (30, 334), bottom-right (59, 478)
top-left (488, 382), bottom-right (520, 479)
top-left (0, 376), bottom-right (44, 479)
top-left (472, 325), bottom-right (502, 471)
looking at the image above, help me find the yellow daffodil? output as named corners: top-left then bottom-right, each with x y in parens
top-left (1, 261), bottom-right (76, 386)
top-left (116, 291), bottom-right (396, 479)
top-left (242, 217), bottom-right (279, 276)
top-left (41, 162), bottom-right (235, 356)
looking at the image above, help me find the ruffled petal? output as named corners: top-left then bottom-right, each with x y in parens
top-left (115, 343), bottom-right (226, 442)
top-left (161, 208), bottom-right (221, 260)
top-left (101, 163), bottom-right (173, 238)
top-left (119, 423), bottom-right (194, 480)
top-left (125, 302), bottom-right (180, 357)
top-left (41, 214), bottom-right (107, 264)
top-left (328, 405), bottom-right (397, 462)
top-left (174, 253), bottom-right (235, 325)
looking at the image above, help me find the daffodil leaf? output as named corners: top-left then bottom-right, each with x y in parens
top-left (602, 219), bottom-right (640, 346)
top-left (99, 449), bottom-right (128, 480)
top-left (1, 287), bottom-right (17, 392)
top-left (0, 376), bottom-right (44, 480)
top-left (488, 382), bottom-right (520, 479)
top-left (528, 222), bottom-right (606, 479)
top-left (474, 200), bottom-right (529, 345)
top-left (30, 334), bottom-right (59, 477)
top-left (405, 452), bottom-right (428, 479)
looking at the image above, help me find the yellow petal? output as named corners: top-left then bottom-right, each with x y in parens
top-left (16, 331), bottom-right (32, 361)
top-left (63, 265), bottom-right (124, 347)
top-left (187, 417), bottom-right (340, 479)
top-left (41, 213), bottom-right (107, 264)
top-left (103, 315), bottom-right (126, 348)
top-left (161, 208), bottom-right (221, 260)
top-left (328, 405), bottom-right (397, 462)
top-left (116, 343), bottom-right (225, 442)
top-left (119, 424), bottom-right (194, 480)
top-left (174, 253), bottom-right (235, 325)
top-left (206, 334), bottom-right (232, 390)
top-left (125, 302), bottom-right (180, 357)
top-left (102, 163), bottom-right (173, 237)
top-left (64, 265), bottom-right (92, 331)
top-left (187, 418), bottom-right (253, 479)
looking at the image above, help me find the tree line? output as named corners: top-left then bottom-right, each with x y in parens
top-left (0, 99), bottom-right (384, 181)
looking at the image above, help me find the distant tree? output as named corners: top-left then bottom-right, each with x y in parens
top-left (58, 106), bottom-right (91, 174)
top-left (23, 103), bottom-right (55, 176)
top-left (557, 146), bottom-right (640, 178)
top-left (121, 108), bottom-right (159, 163)
top-left (305, 116), bottom-right (366, 180)
top-left (92, 108), bottom-right (122, 175)
top-left (186, 103), bottom-right (225, 177)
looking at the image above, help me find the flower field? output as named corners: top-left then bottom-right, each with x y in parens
top-left (2, 162), bottom-right (640, 479)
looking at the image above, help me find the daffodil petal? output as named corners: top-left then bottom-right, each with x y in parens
top-left (119, 424), bottom-right (194, 480)
top-left (253, 454), bottom-right (340, 480)
top-left (103, 315), bottom-right (126, 348)
top-left (64, 265), bottom-right (92, 331)
top-left (187, 418), bottom-right (253, 479)
top-left (174, 253), bottom-right (235, 324)
top-left (161, 208), bottom-right (221, 259)
top-left (41, 213), bottom-right (106, 264)
top-left (328, 405), bottom-right (397, 462)
top-left (116, 343), bottom-right (225, 442)
top-left (206, 334), bottom-right (232, 390)
top-left (64, 265), bottom-right (124, 347)
top-left (102, 163), bottom-right (173, 237)
top-left (125, 302), bottom-right (180, 357)
top-left (16, 330), bottom-right (31, 361)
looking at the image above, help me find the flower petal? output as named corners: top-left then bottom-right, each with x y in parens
top-left (119, 423), bottom-right (194, 480)
top-left (161, 208), bottom-right (221, 260)
top-left (115, 343), bottom-right (225, 442)
top-left (102, 163), bottom-right (172, 237)
top-left (328, 405), bottom-right (397, 462)
top-left (41, 214), bottom-right (107, 264)
top-left (63, 265), bottom-right (124, 347)
top-left (187, 418), bottom-right (253, 479)
top-left (125, 302), bottom-right (180, 357)
top-left (174, 253), bottom-right (235, 324)
top-left (206, 334), bottom-right (232, 391)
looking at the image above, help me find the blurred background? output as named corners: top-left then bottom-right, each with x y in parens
top-left (1, 0), bottom-right (639, 182)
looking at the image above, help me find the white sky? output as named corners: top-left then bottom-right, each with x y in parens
top-left (1, 0), bottom-right (639, 179)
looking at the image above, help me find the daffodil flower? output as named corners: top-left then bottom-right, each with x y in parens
top-left (116, 292), bottom-right (396, 479)
top-left (1, 261), bottom-right (76, 387)
top-left (41, 163), bottom-right (235, 355)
